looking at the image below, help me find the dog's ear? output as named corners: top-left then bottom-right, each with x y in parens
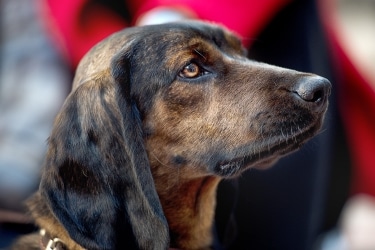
top-left (39, 42), bottom-right (169, 249)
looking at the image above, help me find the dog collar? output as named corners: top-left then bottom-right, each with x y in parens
top-left (40, 229), bottom-right (66, 250)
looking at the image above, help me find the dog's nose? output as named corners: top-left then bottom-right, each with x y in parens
top-left (293, 75), bottom-right (331, 112)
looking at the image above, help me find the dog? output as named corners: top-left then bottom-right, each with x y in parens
top-left (12, 21), bottom-right (331, 250)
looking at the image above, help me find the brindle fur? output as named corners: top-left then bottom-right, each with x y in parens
top-left (12, 21), bottom-right (330, 250)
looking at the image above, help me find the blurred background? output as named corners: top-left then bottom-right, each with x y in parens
top-left (0, 0), bottom-right (69, 247)
top-left (1, 0), bottom-right (374, 249)
top-left (337, 0), bottom-right (375, 87)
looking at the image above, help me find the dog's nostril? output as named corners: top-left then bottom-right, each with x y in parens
top-left (297, 88), bottom-right (323, 103)
top-left (312, 89), bottom-right (324, 103)
top-left (294, 76), bottom-right (331, 105)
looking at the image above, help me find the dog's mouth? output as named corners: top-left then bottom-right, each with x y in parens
top-left (213, 123), bottom-right (320, 177)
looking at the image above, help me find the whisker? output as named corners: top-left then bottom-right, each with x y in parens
top-left (193, 49), bottom-right (206, 60)
top-left (150, 151), bottom-right (169, 168)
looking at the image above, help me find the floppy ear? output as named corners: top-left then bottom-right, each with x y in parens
top-left (39, 45), bottom-right (169, 249)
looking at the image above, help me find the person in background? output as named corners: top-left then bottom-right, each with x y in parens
top-left (0, 0), bottom-right (69, 247)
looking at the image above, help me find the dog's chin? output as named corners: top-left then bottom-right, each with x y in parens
top-left (213, 150), bottom-right (286, 178)
top-left (213, 123), bottom-right (322, 178)
top-left (213, 156), bottom-right (281, 178)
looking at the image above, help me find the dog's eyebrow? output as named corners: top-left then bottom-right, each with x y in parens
top-left (193, 49), bottom-right (207, 60)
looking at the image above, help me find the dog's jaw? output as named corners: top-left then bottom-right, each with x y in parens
top-left (213, 115), bottom-right (325, 176)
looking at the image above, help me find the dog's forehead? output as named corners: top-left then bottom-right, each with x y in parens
top-left (140, 21), bottom-right (244, 52)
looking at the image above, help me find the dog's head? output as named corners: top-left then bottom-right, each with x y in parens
top-left (39, 21), bottom-right (330, 249)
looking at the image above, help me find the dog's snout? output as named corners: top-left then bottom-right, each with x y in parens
top-left (293, 76), bottom-right (331, 111)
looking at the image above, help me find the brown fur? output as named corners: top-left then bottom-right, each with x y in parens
top-left (12, 21), bottom-right (330, 250)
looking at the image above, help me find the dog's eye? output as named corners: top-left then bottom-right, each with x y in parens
top-left (179, 63), bottom-right (203, 78)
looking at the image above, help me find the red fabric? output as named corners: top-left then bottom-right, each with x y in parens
top-left (342, 52), bottom-right (375, 196)
top-left (319, 0), bottom-right (375, 196)
top-left (42, 0), bottom-right (289, 67)
top-left (131, 0), bottom-right (290, 47)
top-left (43, 0), bottom-right (128, 67)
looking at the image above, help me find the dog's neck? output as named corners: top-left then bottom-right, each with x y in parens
top-left (152, 170), bottom-right (221, 249)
